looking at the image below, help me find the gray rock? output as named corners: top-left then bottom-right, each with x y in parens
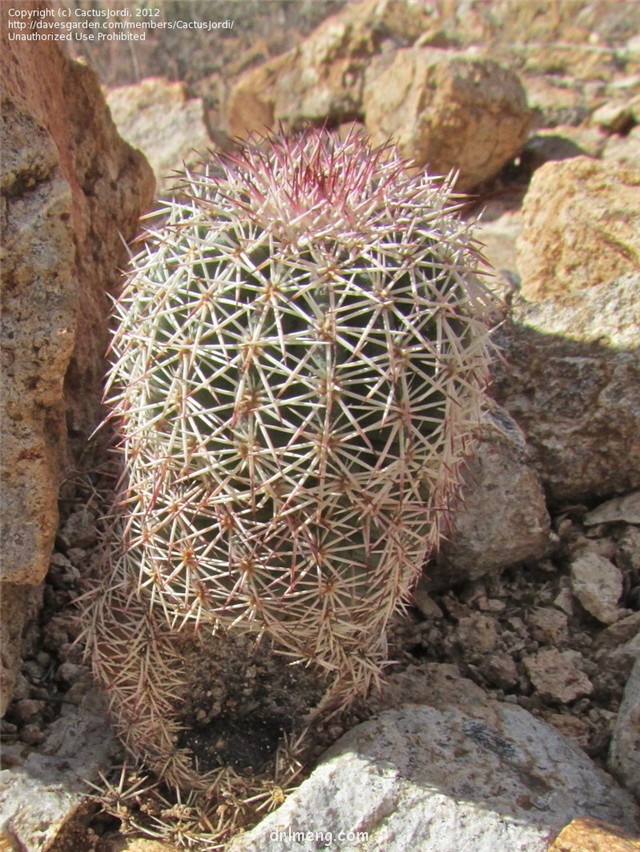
top-left (570, 552), bottom-right (624, 625)
top-left (430, 408), bottom-right (551, 588)
top-left (609, 656), bottom-right (640, 800)
top-left (57, 508), bottom-right (98, 552)
top-left (491, 275), bottom-right (640, 502)
top-left (229, 698), bottom-right (638, 851)
top-left (584, 491), bottom-right (640, 526)
top-left (0, 692), bottom-right (117, 849)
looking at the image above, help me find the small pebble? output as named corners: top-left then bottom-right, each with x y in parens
top-left (21, 724), bottom-right (45, 746)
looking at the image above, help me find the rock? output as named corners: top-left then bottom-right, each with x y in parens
top-left (599, 634), bottom-right (640, 679)
top-left (623, 34), bottom-right (640, 63)
top-left (430, 408), bottom-right (550, 588)
top-left (479, 653), bottom-right (519, 691)
top-left (527, 607), bottom-right (570, 645)
top-left (229, 696), bottom-right (638, 851)
top-left (618, 527), bottom-right (640, 573)
top-left (549, 817), bottom-right (640, 852)
top-left (0, 584), bottom-right (42, 717)
top-left (106, 78), bottom-right (211, 196)
top-left (56, 508), bottom-right (98, 551)
top-left (474, 202), bottom-right (522, 288)
top-left (570, 552), bottom-right (624, 625)
top-left (522, 133), bottom-right (593, 172)
top-left (0, 692), bottom-right (117, 850)
top-left (363, 47), bottom-right (531, 190)
top-left (547, 714), bottom-right (592, 751)
top-left (584, 491), bottom-right (640, 526)
top-left (516, 158), bottom-right (640, 301)
top-left (225, 53), bottom-right (290, 139)
top-left (411, 581), bottom-right (444, 619)
top-left (0, 11), bottom-right (154, 712)
top-left (524, 648), bottom-right (593, 703)
top-left (453, 614), bottom-right (499, 657)
top-left (596, 612), bottom-right (640, 652)
top-left (528, 125), bottom-right (608, 160)
top-left (491, 275), bottom-right (640, 502)
top-left (609, 656), bottom-right (640, 801)
top-left (110, 841), bottom-right (182, 852)
top-left (603, 125), bottom-right (640, 168)
top-left (591, 96), bottom-right (640, 133)
top-left (523, 76), bottom-right (591, 128)
top-left (225, 0), bottom-right (434, 138)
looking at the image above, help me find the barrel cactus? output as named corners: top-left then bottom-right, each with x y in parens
top-left (85, 128), bottom-right (496, 803)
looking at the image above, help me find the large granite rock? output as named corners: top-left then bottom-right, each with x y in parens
top-left (492, 275), bottom-right (640, 503)
top-left (0, 2), bottom-right (154, 714)
top-left (363, 47), bottom-right (531, 190)
top-left (516, 157), bottom-right (640, 301)
top-left (229, 667), bottom-right (638, 851)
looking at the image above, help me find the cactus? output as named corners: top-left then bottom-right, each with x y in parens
top-left (85, 128), bottom-right (496, 807)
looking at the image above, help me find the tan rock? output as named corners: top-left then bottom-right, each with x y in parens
top-left (226, 0), bottom-right (446, 140)
top-left (516, 157), bottom-right (640, 301)
top-left (363, 47), bottom-right (530, 190)
top-left (108, 839), bottom-right (181, 852)
top-left (549, 817), bottom-right (640, 851)
top-left (106, 78), bottom-right (211, 196)
top-left (603, 125), bottom-right (640, 168)
top-left (226, 52), bottom-right (293, 139)
top-left (0, 2), bottom-right (154, 712)
top-left (524, 648), bottom-right (593, 703)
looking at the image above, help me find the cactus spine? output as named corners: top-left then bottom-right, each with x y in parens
top-left (85, 129), bottom-right (495, 801)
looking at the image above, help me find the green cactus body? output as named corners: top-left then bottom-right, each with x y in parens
top-left (88, 129), bottom-right (495, 792)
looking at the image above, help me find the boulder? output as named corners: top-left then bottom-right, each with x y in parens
top-left (225, 0), bottom-right (435, 139)
top-left (106, 78), bottom-right (211, 196)
top-left (229, 673), bottom-right (638, 850)
top-left (516, 157), bottom-right (640, 301)
top-left (0, 7), bottom-right (154, 713)
top-left (609, 656), bottom-right (640, 800)
top-left (491, 275), bottom-right (640, 503)
top-left (429, 408), bottom-right (551, 589)
top-left (363, 48), bottom-right (531, 190)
